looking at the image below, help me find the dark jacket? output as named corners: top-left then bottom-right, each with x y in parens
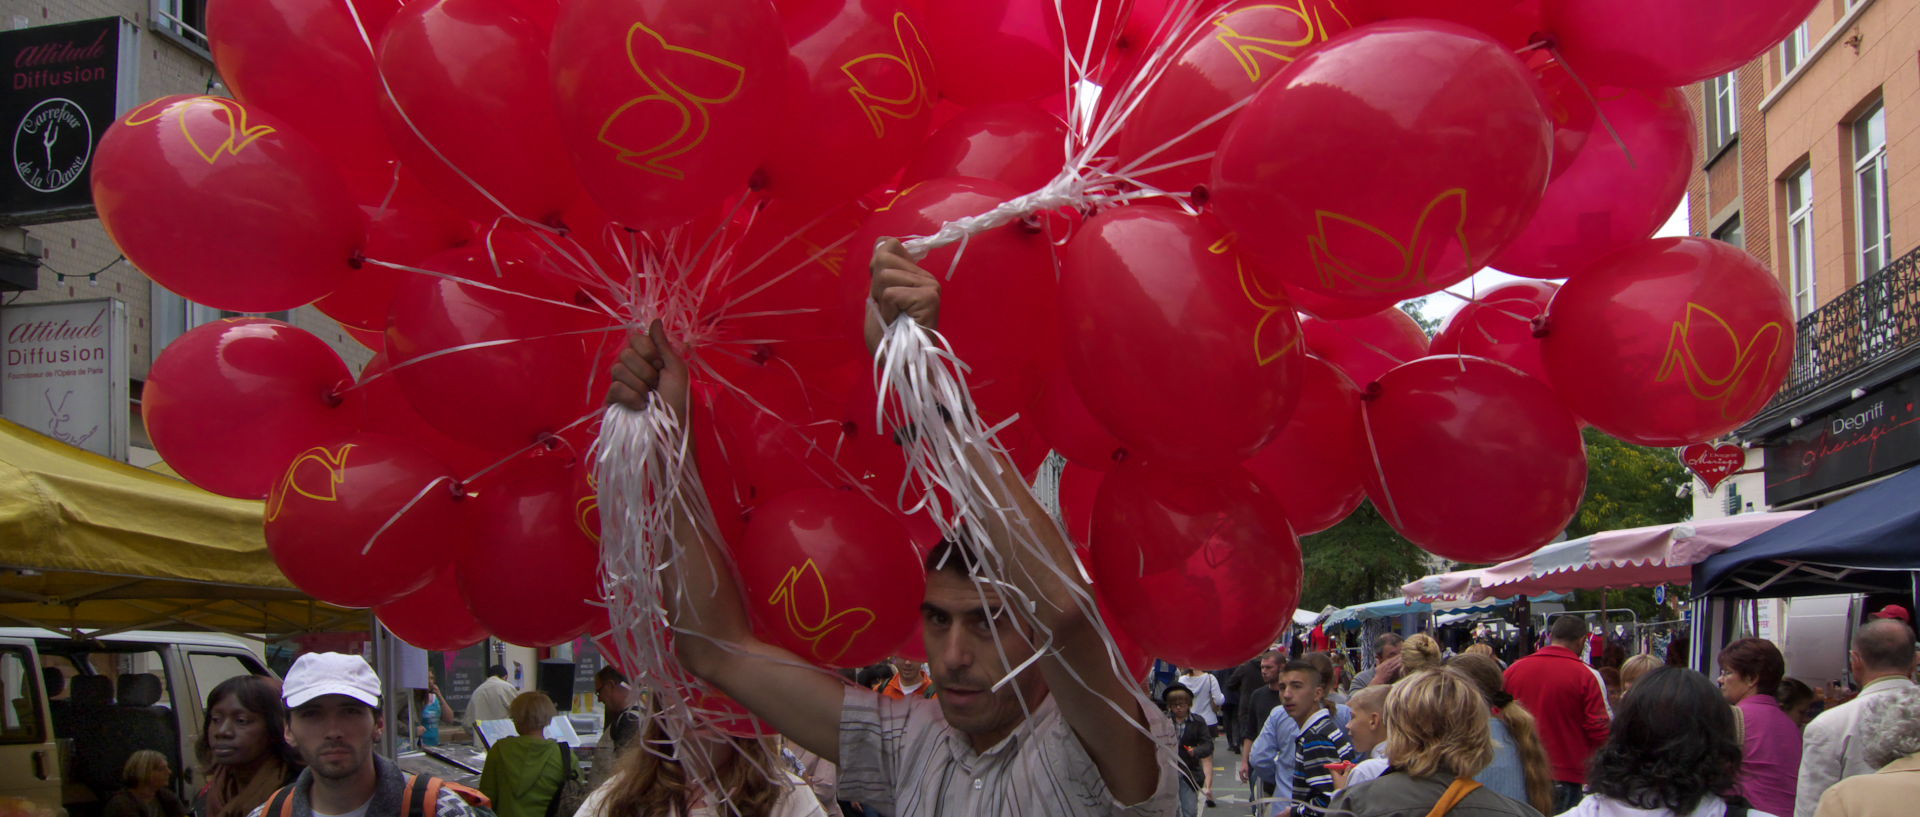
top-left (1173, 712), bottom-right (1214, 788)
top-left (1330, 771), bottom-right (1544, 817)
top-left (1239, 685), bottom-right (1281, 748)
top-left (104, 789), bottom-right (186, 817)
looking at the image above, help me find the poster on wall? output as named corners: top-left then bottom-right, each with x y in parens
top-left (442, 641), bottom-right (491, 715)
top-left (0, 17), bottom-right (139, 225)
top-left (0, 298), bottom-right (128, 459)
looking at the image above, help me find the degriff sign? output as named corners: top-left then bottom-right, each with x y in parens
top-left (1766, 375), bottom-right (1920, 506)
top-left (1, 17), bottom-right (137, 225)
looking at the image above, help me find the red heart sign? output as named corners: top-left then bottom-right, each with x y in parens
top-left (1682, 443), bottom-right (1746, 493)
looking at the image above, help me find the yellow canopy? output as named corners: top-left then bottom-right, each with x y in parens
top-left (0, 419), bottom-right (365, 638)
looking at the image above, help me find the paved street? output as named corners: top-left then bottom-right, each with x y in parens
top-left (1197, 731), bottom-right (1262, 814)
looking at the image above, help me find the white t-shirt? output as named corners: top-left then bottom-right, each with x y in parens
top-left (312, 798), bottom-right (371, 817)
top-left (898, 678), bottom-right (927, 696)
top-left (1180, 674), bottom-right (1224, 727)
top-left (574, 771), bottom-right (827, 817)
top-left (1556, 793), bottom-right (1780, 817)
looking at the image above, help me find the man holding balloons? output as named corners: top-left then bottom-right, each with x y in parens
top-left (605, 238), bottom-right (1176, 816)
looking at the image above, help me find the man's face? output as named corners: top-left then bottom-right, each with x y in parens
top-left (595, 678), bottom-right (629, 711)
top-left (286, 695), bottom-right (381, 782)
top-left (1380, 643), bottom-right (1402, 663)
top-left (1279, 670), bottom-right (1325, 724)
top-left (1259, 657), bottom-right (1281, 687)
top-left (890, 655), bottom-right (924, 683)
top-left (922, 570), bottom-right (1047, 750)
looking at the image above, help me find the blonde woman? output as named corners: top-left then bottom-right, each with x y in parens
top-left (574, 717), bottom-right (826, 817)
top-left (1375, 633), bottom-right (1442, 686)
top-left (104, 750), bottom-right (186, 817)
top-left (1448, 654), bottom-right (1556, 814)
top-left (478, 692), bottom-right (578, 817)
top-left (1329, 670), bottom-right (1542, 817)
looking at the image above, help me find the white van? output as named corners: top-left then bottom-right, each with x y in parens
top-left (0, 629), bottom-right (273, 817)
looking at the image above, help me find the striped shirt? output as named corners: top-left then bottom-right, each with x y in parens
top-left (836, 686), bottom-right (1178, 817)
top-left (1291, 708), bottom-right (1357, 817)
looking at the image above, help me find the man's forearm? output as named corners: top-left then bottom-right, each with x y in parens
top-left (660, 438), bottom-right (756, 676)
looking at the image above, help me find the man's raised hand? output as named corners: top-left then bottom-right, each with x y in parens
top-left (865, 237), bottom-right (941, 352)
top-left (606, 319), bottom-right (689, 417)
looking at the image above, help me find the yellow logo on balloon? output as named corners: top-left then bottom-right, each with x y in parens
top-left (1213, 233), bottom-right (1299, 366)
top-left (769, 559), bottom-right (875, 664)
top-left (575, 470), bottom-right (601, 544)
top-left (841, 12), bottom-right (935, 140)
top-left (127, 96), bottom-right (275, 166)
top-left (1656, 303), bottom-right (1786, 418)
top-left (1212, 1), bottom-right (1352, 84)
top-left (266, 444), bottom-right (356, 523)
top-left (599, 24), bottom-right (748, 180)
top-left (1305, 188), bottom-right (1470, 294)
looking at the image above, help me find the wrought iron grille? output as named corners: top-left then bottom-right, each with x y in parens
top-left (1767, 245), bottom-right (1920, 408)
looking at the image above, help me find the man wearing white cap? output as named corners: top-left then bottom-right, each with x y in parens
top-left (251, 653), bottom-right (480, 817)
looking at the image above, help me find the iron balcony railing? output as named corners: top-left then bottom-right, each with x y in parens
top-left (1767, 245), bottom-right (1920, 409)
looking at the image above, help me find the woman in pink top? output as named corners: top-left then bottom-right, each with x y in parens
top-left (1719, 637), bottom-right (1801, 815)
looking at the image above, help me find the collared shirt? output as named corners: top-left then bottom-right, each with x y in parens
top-left (836, 686), bottom-right (1177, 817)
top-left (1796, 676), bottom-right (1918, 817)
top-left (1290, 708), bottom-right (1357, 817)
top-left (1249, 704), bottom-right (1353, 796)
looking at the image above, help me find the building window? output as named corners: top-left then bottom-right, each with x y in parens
top-left (1853, 102), bottom-right (1891, 276)
top-left (150, 0), bottom-right (210, 56)
top-left (1781, 22), bottom-right (1810, 76)
top-left (1713, 213), bottom-right (1744, 250)
top-left (1705, 72), bottom-right (1740, 156)
top-left (1785, 168), bottom-right (1816, 316)
top-left (1723, 481), bottom-right (1742, 515)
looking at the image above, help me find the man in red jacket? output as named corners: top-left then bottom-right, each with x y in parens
top-left (1505, 614), bottom-right (1610, 813)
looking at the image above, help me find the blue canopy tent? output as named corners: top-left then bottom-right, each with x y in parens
top-left (1324, 592), bottom-right (1567, 629)
top-left (1692, 465), bottom-right (1920, 599)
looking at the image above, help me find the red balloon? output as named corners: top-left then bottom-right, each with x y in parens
top-left (920, 0), bottom-right (1130, 105)
top-left (1362, 355), bottom-right (1585, 562)
top-left (1300, 308), bottom-right (1431, 390)
top-left (1031, 367), bottom-right (1125, 470)
top-left (852, 177), bottom-right (1060, 424)
top-left (377, 0), bottom-right (582, 224)
top-left (714, 196), bottom-right (872, 372)
top-left (1530, 55), bottom-right (1594, 181)
top-left (384, 230), bottom-right (616, 452)
top-left (1089, 463), bottom-right (1301, 669)
top-left (144, 319), bottom-right (358, 499)
top-left (1243, 356), bottom-right (1364, 535)
top-left (1211, 22), bottom-right (1552, 307)
top-left (760, 0), bottom-right (937, 204)
top-left (316, 169), bottom-right (474, 332)
top-left (1285, 282), bottom-right (1403, 321)
top-left (460, 450), bottom-right (601, 647)
top-left (265, 432), bottom-right (467, 608)
top-left (901, 103), bottom-right (1070, 193)
top-left (376, 565), bottom-right (489, 651)
top-left (551, 0), bottom-right (787, 230)
top-left (1431, 279), bottom-right (1558, 385)
top-left (93, 96), bottom-right (364, 312)
top-left (1060, 206), bottom-right (1304, 468)
top-left (1359, 0), bottom-right (1541, 48)
top-left (207, 0), bottom-right (399, 198)
top-left (1114, 0), bottom-right (1359, 195)
top-left (352, 353), bottom-right (502, 480)
top-left (1541, 238), bottom-right (1794, 446)
top-left (1490, 87), bottom-right (1694, 280)
top-left (1543, 0), bottom-right (1820, 88)
top-left (734, 488), bottom-right (926, 668)
top-left (1058, 462), bottom-right (1104, 547)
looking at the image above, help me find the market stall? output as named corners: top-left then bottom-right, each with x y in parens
top-left (1471, 513), bottom-right (1806, 599)
top-left (0, 419), bottom-right (364, 639)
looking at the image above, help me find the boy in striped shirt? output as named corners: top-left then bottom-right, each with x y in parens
top-left (1280, 660), bottom-right (1356, 817)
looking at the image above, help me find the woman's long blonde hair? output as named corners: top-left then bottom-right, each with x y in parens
top-left (1382, 670), bottom-right (1494, 782)
top-left (1447, 653), bottom-right (1554, 814)
top-left (599, 717), bottom-right (784, 817)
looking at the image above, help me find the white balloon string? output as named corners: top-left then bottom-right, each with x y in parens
top-left (356, 258), bottom-right (609, 315)
top-left (357, 475), bottom-right (455, 556)
top-left (1545, 44), bottom-right (1636, 170)
top-left (1358, 392), bottom-right (1403, 529)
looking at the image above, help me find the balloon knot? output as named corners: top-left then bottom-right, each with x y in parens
top-left (347, 251), bottom-right (366, 270)
top-left (1111, 447), bottom-right (1129, 464)
top-left (841, 420), bottom-right (859, 437)
top-left (1530, 315), bottom-right (1551, 338)
top-left (747, 168), bottom-right (770, 192)
top-left (1360, 382), bottom-right (1383, 401)
top-left (1190, 185), bottom-right (1211, 207)
top-left (751, 344), bottom-right (774, 365)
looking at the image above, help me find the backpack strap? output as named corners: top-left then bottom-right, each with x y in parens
top-left (557, 742), bottom-right (576, 779)
top-left (404, 774), bottom-right (443, 817)
top-left (1422, 779), bottom-right (1483, 817)
top-left (264, 785), bottom-right (297, 817)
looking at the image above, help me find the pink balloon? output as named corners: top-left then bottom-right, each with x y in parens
top-left (1491, 87), bottom-right (1694, 280)
top-left (1431, 279), bottom-right (1558, 385)
top-left (1301, 308), bottom-right (1430, 390)
top-left (1243, 356), bottom-right (1365, 535)
top-left (900, 103), bottom-right (1071, 192)
top-left (1543, 0), bottom-right (1820, 88)
top-left (1362, 355), bottom-right (1585, 563)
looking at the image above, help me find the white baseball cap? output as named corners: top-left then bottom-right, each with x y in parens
top-left (282, 652), bottom-right (381, 708)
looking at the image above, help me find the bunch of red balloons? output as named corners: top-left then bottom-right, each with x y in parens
top-left (104, 0), bottom-right (1806, 669)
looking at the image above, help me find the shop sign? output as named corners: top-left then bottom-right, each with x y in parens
top-left (0, 298), bottom-right (128, 459)
top-left (1766, 375), bottom-right (1920, 505)
top-left (1, 17), bottom-right (138, 225)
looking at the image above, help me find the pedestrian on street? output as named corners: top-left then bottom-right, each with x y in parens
top-left (1182, 667), bottom-right (1226, 805)
top-left (1448, 654), bottom-right (1555, 814)
top-left (1717, 638), bottom-right (1801, 816)
top-left (1327, 670), bottom-right (1540, 817)
top-left (1619, 654), bottom-right (1662, 697)
top-left (875, 655), bottom-right (936, 700)
top-left (193, 675), bottom-right (301, 817)
top-left (249, 653), bottom-right (481, 817)
top-left (1795, 619), bottom-right (1917, 817)
top-left (1561, 666), bottom-right (1768, 817)
top-left (1332, 686), bottom-right (1389, 791)
top-left (1280, 659), bottom-right (1356, 817)
top-left (604, 237), bottom-right (1176, 816)
top-left (1239, 652), bottom-right (1285, 810)
top-left (464, 664), bottom-right (519, 746)
top-left (1504, 616), bottom-right (1610, 813)
top-left (1813, 686), bottom-right (1920, 817)
top-left (589, 665), bottom-right (646, 790)
top-left (573, 715), bottom-right (827, 817)
top-left (1355, 635), bottom-right (1403, 689)
top-left (104, 750), bottom-right (186, 817)
top-left (1227, 655), bottom-right (1266, 750)
top-left (477, 692), bottom-right (578, 817)
top-left (1165, 685), bottom-right (1214, 817)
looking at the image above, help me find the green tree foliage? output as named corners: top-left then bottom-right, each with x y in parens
top-left (1567, 427), bottom-right (1692, 538)
top-left (1298, 501), bottom-right (1431, 612)
top-left (1397, 297), bottom-right (1443, 338)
